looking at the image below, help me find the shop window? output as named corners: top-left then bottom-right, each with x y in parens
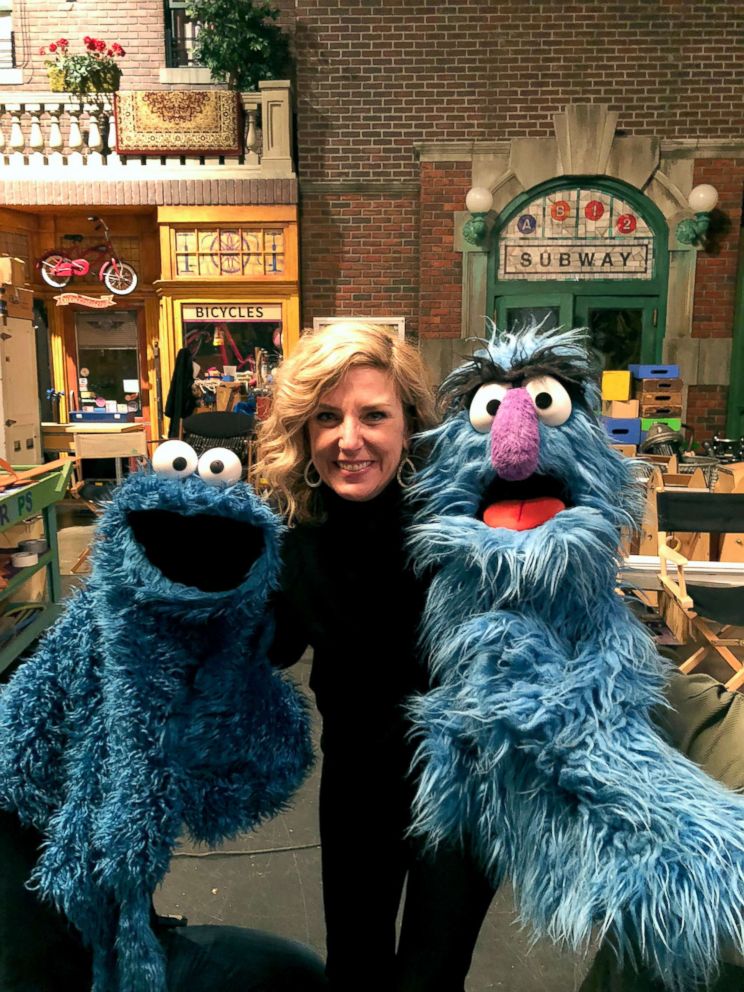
top-left (174, 228), bottom-right (285, 277)
top-left (181, 304), bottom-right (284, 375)
top-left (75, 311), bottom-right (141, 414)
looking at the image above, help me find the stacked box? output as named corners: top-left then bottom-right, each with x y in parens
top-left (628, 364), bottom-right (680, 380)
top-left (601, 370), bottom-right (632, 401)
top-left (629, 366), bottom-right (685, 439)
top-left (0, 256), bottom-right (27, 286)
top-left (603, 399), bottom-right (639, 418)
top-left (634, 377), bottom-right (683, 418)
top-left (641, 417), bottom-right (682, 433)
top-left (602, 417), bottom-right (641, 445)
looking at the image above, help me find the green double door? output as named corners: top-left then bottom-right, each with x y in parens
top-left (494, 294), bottom-right (660, 370)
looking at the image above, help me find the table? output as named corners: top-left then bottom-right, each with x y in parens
top-left (42, 423), bottom-right (149, 483)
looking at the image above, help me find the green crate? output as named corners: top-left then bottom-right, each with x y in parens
top-left (641, 417), bottom-right (682, 432)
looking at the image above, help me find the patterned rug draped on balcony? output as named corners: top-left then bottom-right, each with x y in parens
top-left (114, 90), bottom-right (242, 155)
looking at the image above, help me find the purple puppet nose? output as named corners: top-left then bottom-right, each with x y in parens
top-left (490, 387), bottom-right (540, 481)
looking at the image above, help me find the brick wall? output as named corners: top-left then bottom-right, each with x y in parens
top-left (300, 192), bottom-right (419, 334)
top-left (10, 0), bottom-right (166, 91)
top-left (686, 158), bottom-right (743, 438)
top-left (0, 231), bottom-right (30, 270)
top-left (686, 384), bottom-right (729, 442)
top-left (419, 161), bottom-right (470, 339)
top-left (292, 0), bottom-right (744, 183)
top-left (691, 159), bottom-right (744, 340)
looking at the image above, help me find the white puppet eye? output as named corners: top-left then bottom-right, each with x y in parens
top-left (468, 382), bottom-right (511, 433)
top-left (525, 376), bottom-right (572, 427)
top-left (197, 447), bottom-right (243, 486)
top-left (152, 440), bottom-right (198, 479)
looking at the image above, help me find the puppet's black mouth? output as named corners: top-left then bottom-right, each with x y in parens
top-left (476, 473), bottom-right (573, 530)
top-left (128, 510), bottom-right (264, 592)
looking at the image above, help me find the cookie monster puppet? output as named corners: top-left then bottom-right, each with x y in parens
top-left (408, 324), bottom-right (744, 991)
top-left (0, 441), bottom-right (313, 992)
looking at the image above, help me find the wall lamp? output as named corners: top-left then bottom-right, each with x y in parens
top-left (676, 184), bottom-right (719, 245)
top-left (463, 186), bottom-right (494, 245)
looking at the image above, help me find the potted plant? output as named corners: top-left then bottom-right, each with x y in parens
top-left (41, 36), bottom-right (126, 94)
top-left (185, 0), bottom-right (290, 90)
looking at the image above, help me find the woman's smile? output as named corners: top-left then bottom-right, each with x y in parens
top-left (307, 367), bottom-right (407, 501)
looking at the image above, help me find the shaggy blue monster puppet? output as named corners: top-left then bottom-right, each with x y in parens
top-left (409, 325), bottom-right (744, 991)
top-left (0, 442), bottom-right (313, 992)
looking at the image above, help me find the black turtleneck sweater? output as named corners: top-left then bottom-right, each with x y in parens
top-left (269, 482), bottom-right (430, 752)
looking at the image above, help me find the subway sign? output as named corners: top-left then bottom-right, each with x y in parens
top-left (501, 241), bottom-right (652, 279)
top-left (182, 304), bottom-right (282, 322)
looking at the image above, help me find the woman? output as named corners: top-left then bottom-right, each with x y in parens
top-left (256, 322), bottom-right (495, 992)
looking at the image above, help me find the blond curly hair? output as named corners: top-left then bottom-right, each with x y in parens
top-left (253, 322), bottom-right (437, 524)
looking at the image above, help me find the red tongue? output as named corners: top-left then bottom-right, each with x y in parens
top-left (483, 497), bottom-right (566, 530)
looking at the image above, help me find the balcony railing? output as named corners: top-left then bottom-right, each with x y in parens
top-left (0, 82), bottom-right (294, 178)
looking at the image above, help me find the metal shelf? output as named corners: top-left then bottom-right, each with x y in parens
top-left (0, 602), bottom-right (62, 674)
top-left (0, 551), bottom-right (53, 600)
top-left (0, 461), bottom-right (73, 677)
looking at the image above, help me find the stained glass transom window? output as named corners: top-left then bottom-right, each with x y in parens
top-left (174, 228), bottom-right (285, 277)
top-left (498, 188), bottom-right (655, 281)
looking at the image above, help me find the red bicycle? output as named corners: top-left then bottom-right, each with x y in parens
top-left (36, 215), bottom-right (138, 296)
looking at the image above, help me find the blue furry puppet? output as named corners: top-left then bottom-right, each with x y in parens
top-left (409, 325), bottom-right (744, 992)
top-left (0, 441), bottom-right (313, 992)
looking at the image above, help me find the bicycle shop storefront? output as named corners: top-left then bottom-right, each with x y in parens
top-left (26, 204), bottom-right (300, 448)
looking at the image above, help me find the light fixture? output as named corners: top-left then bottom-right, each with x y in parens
top-left (463, 186), bottom-right (494, 245)
top-left (676, 184), bottom-right (719, 245)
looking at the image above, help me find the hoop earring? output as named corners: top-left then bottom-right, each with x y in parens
top-left (396, 455), bottom-right (416, 489)
top-left (304, 459), bottom-right (322, 489)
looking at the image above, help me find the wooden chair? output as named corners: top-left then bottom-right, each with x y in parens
top-left (657, 489), bottom-right (744, 691)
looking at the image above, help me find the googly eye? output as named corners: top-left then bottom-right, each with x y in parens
top-left (525, 376), bottom-right (572, 427)
top-left (152, 440), bottom-right (198, 479)
top-left (468, 382), bottom-right (511, 433)
top-left (197, 447), bottom-right (243, 486)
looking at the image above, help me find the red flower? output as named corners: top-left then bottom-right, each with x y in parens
top-left (48, 42), bottom-right (57, 52)
top-left (57, 38), bottom-right (68, 47)
top-left (95, 39), bottom-right (106, 52)
top-left (107, 48), bottom-right (113, 56)
top-left (111, 42), bottom-right (124, 56)
top-left (39, 46), bottom-right (46, 55)
top-left (83, 36), bottom-right (91, 44)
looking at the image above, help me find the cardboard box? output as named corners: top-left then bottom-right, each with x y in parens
top-left (2, 285), bottom-right (34, 319)
top-left (611, 444), bottom-right (638, 457)
top-left (715, 463), bottom-right (744, 493)
top-left (637, 454), bottom-right (678, 473)
top-left (605, 399), bottom-right (639, 418)
top-left (0, 256), bottom-right (26, 287)
top-left (601, 370), bottom-right (632, 401)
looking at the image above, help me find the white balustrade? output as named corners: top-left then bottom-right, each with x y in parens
top-left (0, 84), bottom-right (295, 179)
